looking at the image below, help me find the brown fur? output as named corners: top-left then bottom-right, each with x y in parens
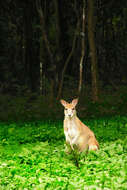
top-left (60, 98), bottom-right (99, 152)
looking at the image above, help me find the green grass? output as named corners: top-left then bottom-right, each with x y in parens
top-left (0, 116), bottom-right (127, 190)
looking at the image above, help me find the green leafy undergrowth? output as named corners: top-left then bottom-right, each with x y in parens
top-left (0, 116), bottom-right (127, 190)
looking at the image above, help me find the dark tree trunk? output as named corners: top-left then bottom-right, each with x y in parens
top-left (36, 0), bottom-right (56, 104)
top-left (78, 0), bottom-right (86, 96)
top-left (87, 0), bottom-right (99, 102)
top-left (56, 24), bottom-right (78, 100)
top-left (53, 0), bottom-right (64, 95)
top-left (24, 1), bottom-right (36, 92)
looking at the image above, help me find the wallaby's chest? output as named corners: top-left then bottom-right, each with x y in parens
top-left (65, 120), bottom-right (78, 138)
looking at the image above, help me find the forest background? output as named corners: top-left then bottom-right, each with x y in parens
top-left (0, 0), bottom-right (127, 121)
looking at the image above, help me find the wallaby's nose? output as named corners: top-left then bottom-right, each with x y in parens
top-left (68, 114), bottom-right (72, 117)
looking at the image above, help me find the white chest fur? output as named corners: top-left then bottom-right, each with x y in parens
top-left (64, 119), bottom-right (79, 145)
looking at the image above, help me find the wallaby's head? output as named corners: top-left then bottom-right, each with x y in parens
top-left (60, 98), bottom-right (78, 118)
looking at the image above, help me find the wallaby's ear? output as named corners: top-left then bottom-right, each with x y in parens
top-left (60, 99), bottom-right (67, 107)
top-left (72, 98), bottom-right (78, 107)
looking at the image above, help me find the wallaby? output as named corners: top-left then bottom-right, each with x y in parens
top-left (60, 98), bottom-right (99, 152)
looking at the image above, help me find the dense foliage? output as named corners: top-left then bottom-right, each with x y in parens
top-left (0, 117), bottom-right (127, 189)
top-left (0, 0), bottom-right (127, 99)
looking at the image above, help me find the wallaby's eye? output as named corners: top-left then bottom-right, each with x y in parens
top-left (72, 108), bottom-right (75, 111)
top-left (65, 108), bottom-right (67, 111)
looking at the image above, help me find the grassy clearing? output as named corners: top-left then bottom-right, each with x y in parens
top-left (0, 116), bottom-right (127, 190)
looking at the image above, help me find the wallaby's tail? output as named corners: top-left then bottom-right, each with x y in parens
top-left (88, 136), bottom-right (99, 151)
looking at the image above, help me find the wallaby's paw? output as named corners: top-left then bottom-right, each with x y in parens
top-left (65, 147), bottom-right (72, 154)
top-left (65, 144), bottom-right (72, 154)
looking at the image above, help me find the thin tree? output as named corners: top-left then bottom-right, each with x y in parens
top-left (78, 0), bottom-right (86, 96)
top-left (87, 0), bottom-right (99, 102)
top-left (36, 0), bottom-right (55, 104)
top-left (56, 21), bottom-right (79, 100)
top-left (36, 0), bottom-right (53, 62)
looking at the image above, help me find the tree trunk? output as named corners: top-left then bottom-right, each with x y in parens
top-left (24, 1), bottom-right (35, 91)
top-left (36, 0), bottom-right (53, 63)
top-left (53, 0), bottom-right (63, 95)
top-left (56, 13), bottom-right (80, 100)
top-left (40, 62), bottom-right (43, 94)
top-left (56, 25), bottom-right (78, 100)
top-left (78, 0), bottom-right (86, 96)
top-left (54, 0), bottom-right (62, 54)
top-left (87, 0), bottom-right (99, 102)
top-left (36, 0), bottom-right (55, 101)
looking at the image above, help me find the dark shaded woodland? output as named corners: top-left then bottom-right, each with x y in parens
top-left (0, 0), bottom-right (127, 119)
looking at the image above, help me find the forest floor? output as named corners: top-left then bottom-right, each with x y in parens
top-left (0, 85), bottom-right (127, 121)
top-left (0, 116), bottom-right (127, 190)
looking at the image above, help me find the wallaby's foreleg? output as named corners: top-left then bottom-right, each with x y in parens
top-left (65, 142), bottom-right (72, 154)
